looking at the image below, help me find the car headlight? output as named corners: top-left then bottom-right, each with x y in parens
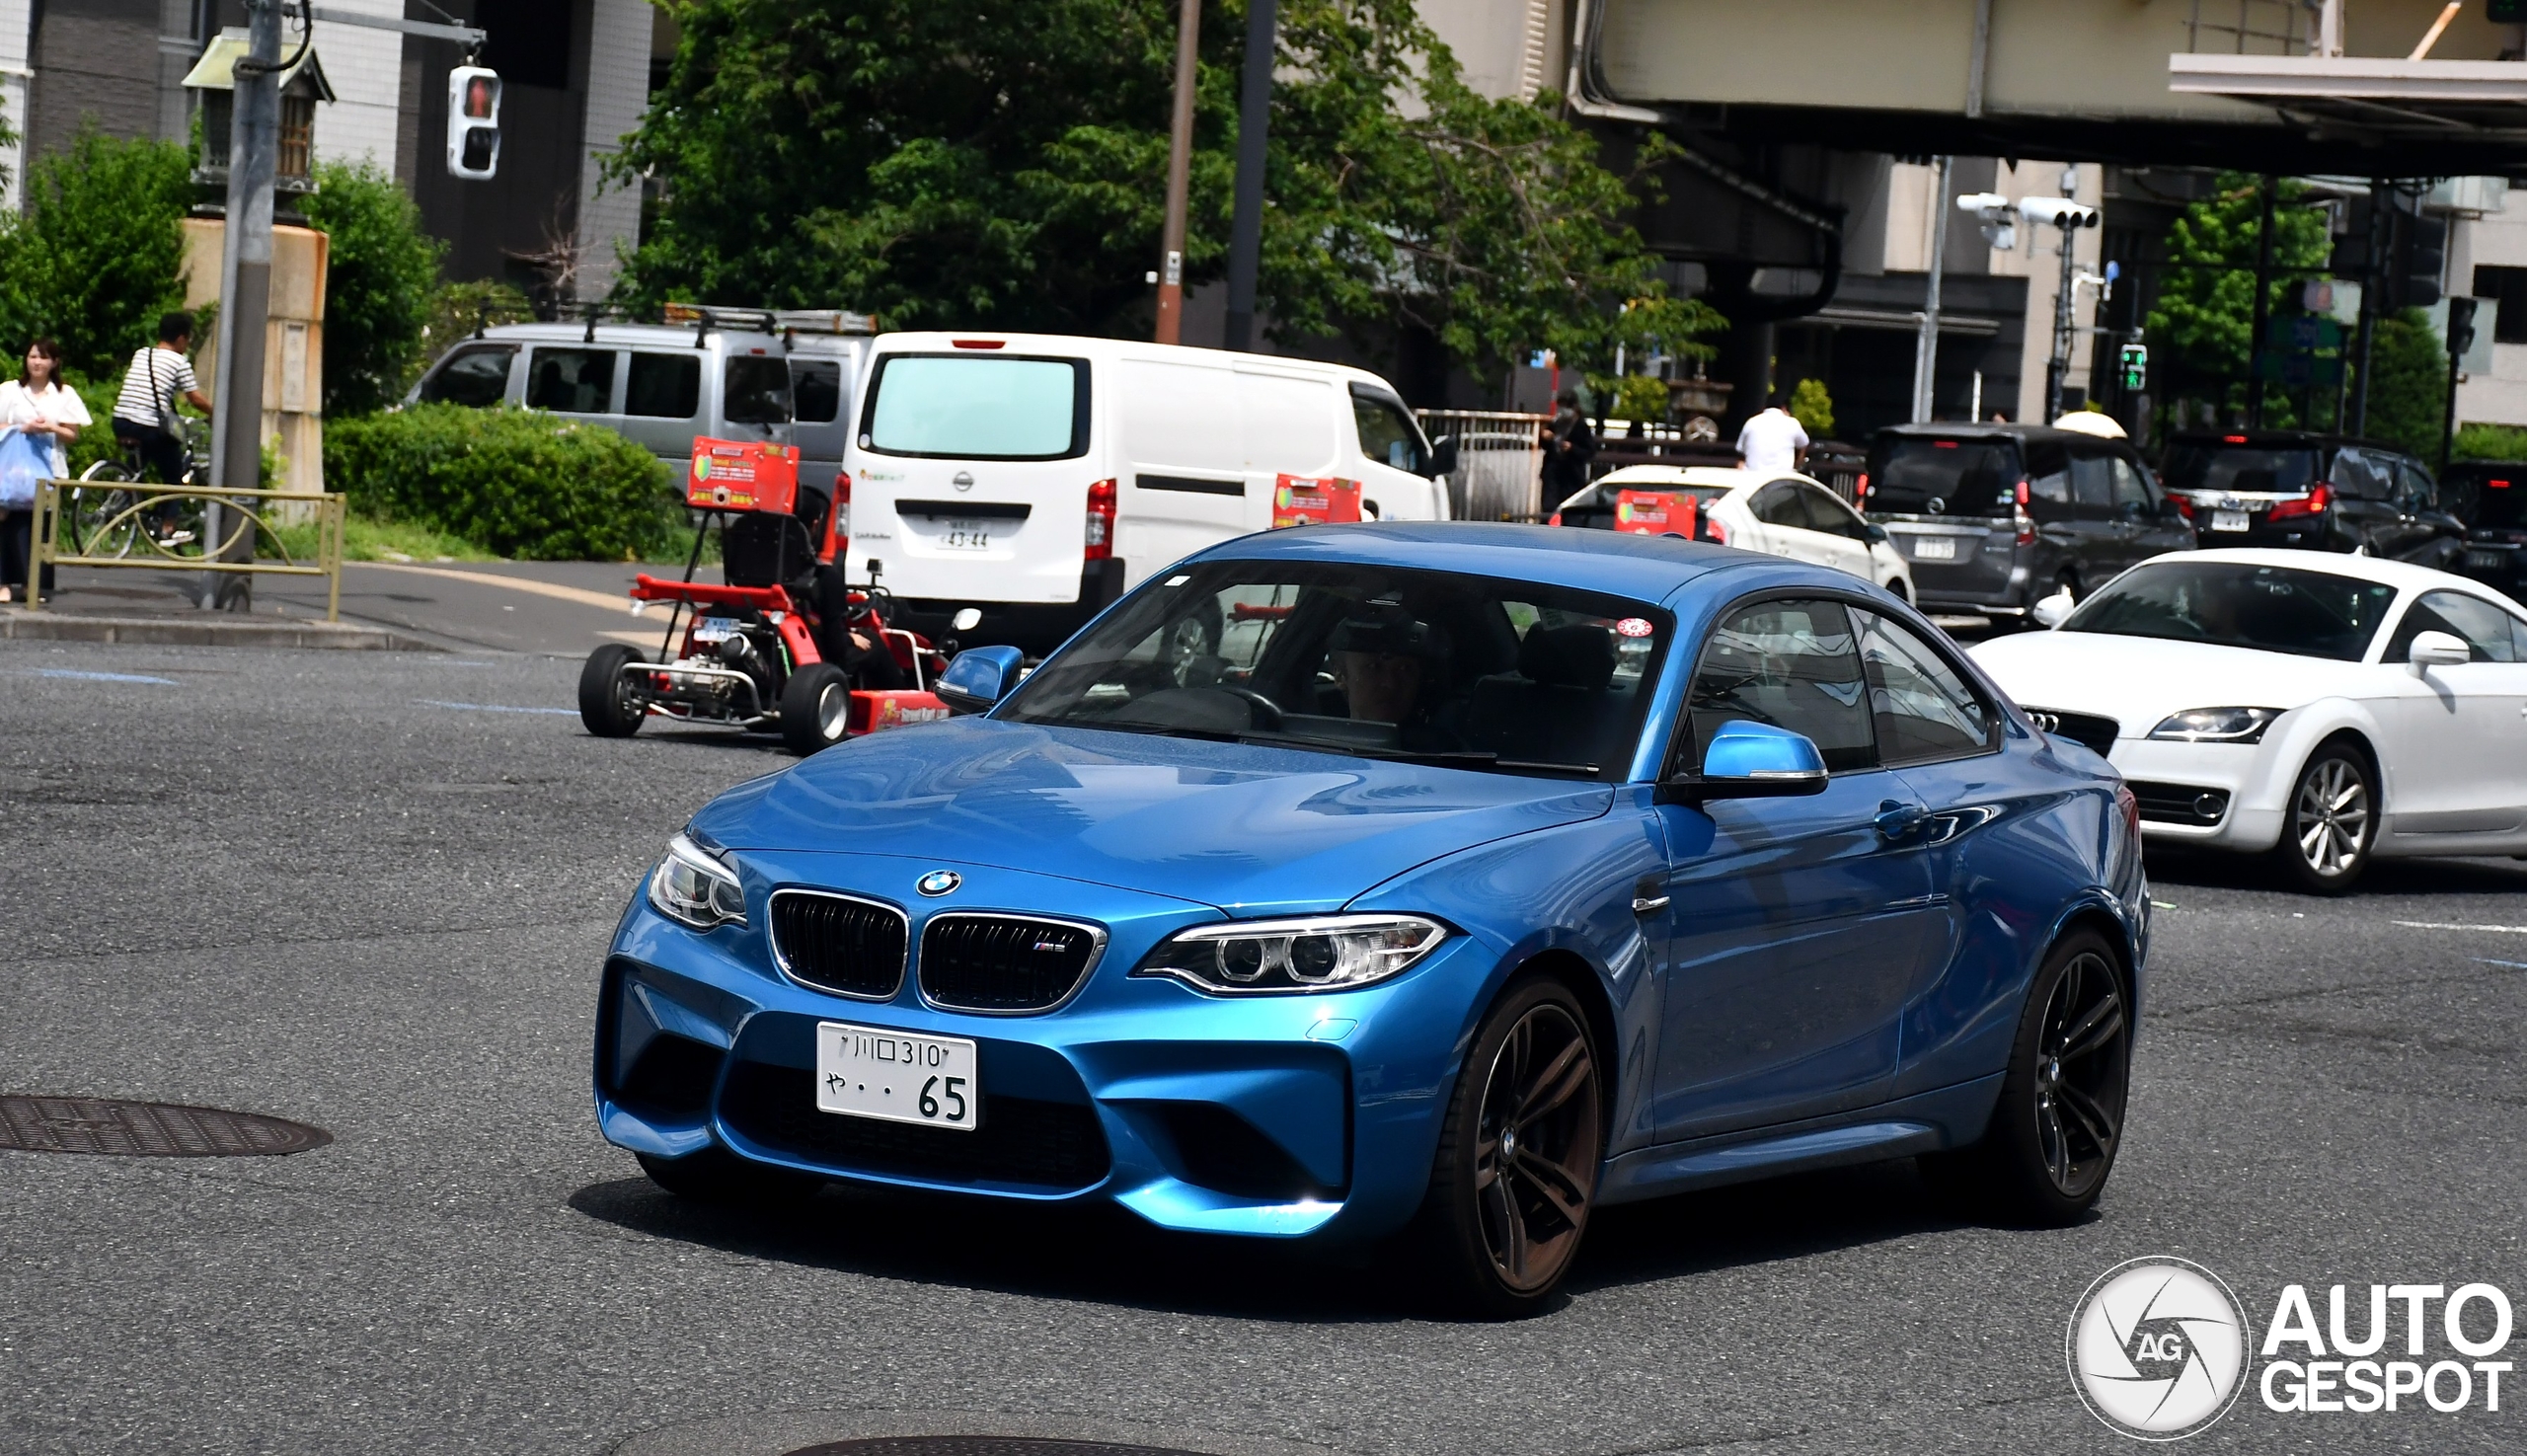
top-left (1133, 914), bottom-right (1448, 994)
top-left (2147, 707), bottom-right (2283, 743)
top-left (648, 831), bottom-right (747, 930)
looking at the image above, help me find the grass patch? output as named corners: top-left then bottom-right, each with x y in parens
top-left (267, 511), bottom-right (501, 564)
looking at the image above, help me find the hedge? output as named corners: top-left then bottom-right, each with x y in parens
top-left (323, 404), bottom-right (680, 560)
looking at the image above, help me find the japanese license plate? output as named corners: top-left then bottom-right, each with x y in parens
top-left (2470, 549), bottom-right (2507, 571)
top-left (689, 616), bottom-right (741, 644)
top-left (815, 1021), bottom-right (979, 1131)
top-left (1912, 536), bottom-right (1958, 561)
top-left (935, 519), bottom-right (994, 551)
top-left (2211, 510), bottom-right (2250, 533)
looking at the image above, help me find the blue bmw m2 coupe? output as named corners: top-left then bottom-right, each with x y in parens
top-left (596, 523), bottom-right (2145, 1315)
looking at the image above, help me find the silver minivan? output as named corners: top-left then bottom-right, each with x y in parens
top-left (406, 307), bottom-right (875, 491)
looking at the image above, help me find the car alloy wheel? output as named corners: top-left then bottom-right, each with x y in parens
top-left (2031, 949), bottom-right (2126, 1198)
top-left (2275, 741), bottom-right (2374, 892)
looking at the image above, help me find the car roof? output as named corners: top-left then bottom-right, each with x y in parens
top-left (2162, 428), bottom-right (2398, 452)
top-left (2157, 547), bottom-right (2497, 597)
top-left (1182, 520), bottom-right (1773, 602)
top-left (1593, 464), bottom-right (1800, 493)
top-left (1872, 422), bottom-right (2116, 447)
top-left (868, 331), bottom-right (1399, 392)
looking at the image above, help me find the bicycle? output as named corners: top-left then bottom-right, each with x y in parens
top-left (65, 418), bottom-right (212, 560)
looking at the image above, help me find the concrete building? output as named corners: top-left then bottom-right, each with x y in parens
top-left (0, 0), bottom-right (659, 304)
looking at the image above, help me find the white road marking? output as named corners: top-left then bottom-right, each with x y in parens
top-left (354, 561), bottom-right (634, 613)
top-left (2396, 920), bottom-right (2527, 935)
top-left (416, 699), bottom-right (577, 716)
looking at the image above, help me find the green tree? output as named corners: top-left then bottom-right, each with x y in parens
top-left (1786, 377), bottom-right (1834, 438)
top-left (616, 0), bottom-right (1695, 381)
top-left (2144, 174), bottom-right (2332, 425)
top-left (0, 128), bottom-right (194, 377)
top-left (2363, 309), bottom-right (2448, 461)
top-left (299, 160), bottom-right (446, 417)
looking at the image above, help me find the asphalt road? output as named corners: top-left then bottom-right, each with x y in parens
top-left (1, 640), bottom-right (2521, 1455)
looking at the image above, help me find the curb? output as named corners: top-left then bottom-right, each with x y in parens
top-left (0, 608), bottom-right (439, 651)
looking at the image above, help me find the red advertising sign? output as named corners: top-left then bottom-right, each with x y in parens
top-left (1271, 474), bottom-right (1363, 528)
top-left (686, 437), bottom-right (800, 514)
top-left (1613, 490), bottom-right (1698, 538)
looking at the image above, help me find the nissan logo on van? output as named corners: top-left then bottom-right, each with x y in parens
top-left (953, 471), bottom-right (974, 492)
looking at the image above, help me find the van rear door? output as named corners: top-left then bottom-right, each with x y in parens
top-left (846, 349), bottom-right (1095, 607)
top-left (1867, 435), bottom-right (2024, 605)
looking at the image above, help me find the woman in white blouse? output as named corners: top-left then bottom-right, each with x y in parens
top-left (0, 338), bottom-right (90, 601)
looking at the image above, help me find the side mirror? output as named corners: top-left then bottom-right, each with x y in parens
top-left (1424, 433), bottom-right (1459, 479)
top-left (2409, 629), bottom-right (2472, 673)
top-left (1661, 720), bottom-right (1828, 804)
top-left (2030, 588), bottom-right (2076, 629)
top-left (1864, 522), bottom-right (1889, 545)
top-left (936, 645), bottom-right (1025, 714)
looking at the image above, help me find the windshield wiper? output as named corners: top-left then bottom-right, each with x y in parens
top-left (1071, 719), bottom-right (1244, 743)
top-left (1235, 733), bottom-right (1599, 778)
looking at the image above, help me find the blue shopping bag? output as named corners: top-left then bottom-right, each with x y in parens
top-left (0, 425), bottom-right (47, 509)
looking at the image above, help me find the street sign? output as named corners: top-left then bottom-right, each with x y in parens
top-left (446, 66), bottom-right (500, 181)
top-left (2264, 315), bottom-right (2344, 351)
top-left (2117, 342), bottom-right (2147, 392)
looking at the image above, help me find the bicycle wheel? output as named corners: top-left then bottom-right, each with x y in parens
top-left (68, 463), bottom-right (142, 560)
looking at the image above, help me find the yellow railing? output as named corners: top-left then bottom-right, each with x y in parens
top-left (25, 479), bottom-right (346, 621)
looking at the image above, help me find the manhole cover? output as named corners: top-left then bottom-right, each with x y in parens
top-left (790, 1442), bottom-right (1203, 1456)
top-left (0, 1096), bottom-right (332, 1157)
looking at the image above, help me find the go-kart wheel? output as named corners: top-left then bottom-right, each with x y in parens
top-left (577, 644), bottom-right (647, 737)
top-left (780, 662), bottom-right (852, 756)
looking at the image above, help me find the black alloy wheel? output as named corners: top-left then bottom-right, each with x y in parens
top-left (2273, 739), bottom-right (2374, 893)
top-left (577, 644), bottom-right (648, 737)
top-left (1921, 929), bottom-right (2130, 1224)
top-left (1417, 978), bottom-right (1604, 1318)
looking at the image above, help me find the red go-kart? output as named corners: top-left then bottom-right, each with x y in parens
top-left (577, 441), bottom-right (954, 756)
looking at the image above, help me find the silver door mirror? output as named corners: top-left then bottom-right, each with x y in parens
top-left (2030, 588), bottom-right (2076, 629)
top-left (952, 607), bottom-right (983, 633)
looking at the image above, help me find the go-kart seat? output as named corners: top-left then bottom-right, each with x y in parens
top-left (721, 486), bottom-right (831, 591)
top-left (1459, 623), bottom-right (1625, 767)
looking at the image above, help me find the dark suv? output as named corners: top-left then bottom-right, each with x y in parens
top-left (1861, 423), bottom-right (2195, 618)
top-left (2159, 430), bottom-right (2464, 564)
top-left (2440, 459), bottom-right (2527, 597)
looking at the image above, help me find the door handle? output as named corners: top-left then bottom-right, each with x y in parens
top-left (1632, 875), bottom-right (1669, 915)
top-left (1876, 800), bottom-right (1930, 840)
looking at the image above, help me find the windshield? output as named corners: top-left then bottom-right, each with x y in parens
top-left (1867, 437), bottom-right (2017, 516)
top-left (2162, 442), bottom-right (2321, 497)
top-left (998, 561), bottom-right (1672, 779)
top-left (862, 353), bottom-right (1087, 459)
top-left (2062, 561), bottom-right (2398, 661)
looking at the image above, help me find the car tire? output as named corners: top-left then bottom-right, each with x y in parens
top-left (780, 661), bottom-right (853, 756)
top-left (2271, 737), bottom-right (2376, 893)
top-left (577, 644), bottom-right (647, 737)
top-left (1413, 976), bottom-right (1604, 1319)
top-left (1921, 928), bottom-right (2130, 1226)
top-left (636, 1146), bottom-right (822, 1205)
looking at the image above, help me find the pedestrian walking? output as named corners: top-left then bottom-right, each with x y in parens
top-left (1541, 389), bottom-right (1597, 504)
top-left (1734, 393), bottom-right (1809, 476)
top-left (111, 312), bottom-right (212, 545)
top-left (0, 338), bottom-right (89, 602)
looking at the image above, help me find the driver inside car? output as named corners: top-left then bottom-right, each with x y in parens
top-left (1328, 601), bottom-right (1467, 750)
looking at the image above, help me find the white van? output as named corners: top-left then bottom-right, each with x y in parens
top-left (841, 333), bottom-right (1456, 651)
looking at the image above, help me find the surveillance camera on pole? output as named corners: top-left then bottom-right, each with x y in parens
top-left (1956, 191), bottom-right (2018, 251)
top-left (446, 65), bottom-right (500, 180)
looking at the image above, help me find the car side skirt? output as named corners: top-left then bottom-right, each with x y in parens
top-left (1594, 1073), bottom-right (2002, 1205)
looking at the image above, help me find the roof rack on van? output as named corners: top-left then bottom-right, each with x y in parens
top-left (661, 302), bottom-right (880, 345)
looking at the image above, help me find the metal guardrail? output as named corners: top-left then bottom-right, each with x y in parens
top-left (1418, 408), bottom-right (1549, 522)
top-left (24, 479), bottom-right (346, 620)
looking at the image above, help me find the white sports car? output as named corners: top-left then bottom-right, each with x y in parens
top-left (1971, 548), bottom-right (2527, 891)
top-left (1550, 465), bottom-right (1915, 600)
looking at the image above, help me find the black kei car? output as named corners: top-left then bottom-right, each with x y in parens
top-left (1861, 423), bottom-right (2196, 619)
top-left (2440, 459), bottom-right (2527, 598)
top-left (2159, 429), bottom-right (2465, 566)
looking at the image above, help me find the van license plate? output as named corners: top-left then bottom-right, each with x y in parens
top-left (936, 520), bottom-right (993, 551)
top-left (815, 1021), bottom-right (979, 1131)
top-left (1912, 537), bottom-right (1957, 561)
top-left (2212, 510), bottom-right (2249, 532)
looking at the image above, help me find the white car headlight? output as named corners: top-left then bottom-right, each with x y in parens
top-left (1133, 914), bottom-right (1448, 994)
top-left (2148, 707), bottom-right (2283, 743)
top-left (649, 831), bottom-right (747, 930)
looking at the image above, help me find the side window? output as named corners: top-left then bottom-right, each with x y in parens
top-left (2396, 459), bottom-right (2438, 511)
top-left (624, 352), bottom-right (701, 419)
top-left (1800, 485), bottom-right (1866, 539)
top-left (1686, 598), bottom-right (1876, 774)
top-left (2069, 452), bottom-right (2114, 516)
top-left (525, 347), bottom-right (617, 414)
top-left (2027, 443), bottom-right (2072, 521)
top-left (2334, 447), bottom-right (2391, 501)
top-left (2385, 590), bottom-right (2522, 662)
top-left (1349, 387), bottom-right (1426, 474)
top-left (2109, 456), bottom-right (2153, 512)
top-left (420, 344), bottom-right (515, 408)
top-left (792, 358), bottom-right (843, 423)
top-left (1853, 611), bottom-right (1998, 763)
top-left (1749, 483), bottom-right (1804, 527)
top-left (724, 354), bottom-right (792, 424)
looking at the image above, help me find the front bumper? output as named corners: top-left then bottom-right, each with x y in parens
top-left (2096, 737), bottom-right (2286, 853)
top-left (595, 849), bottom-right (1490, 1241)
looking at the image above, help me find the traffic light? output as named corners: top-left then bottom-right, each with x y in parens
top-left (2118, 342), bottom-right (2148, 392)
top-left (2397, 208), bottom-right (2447, 310)
top-left (446, 66), bottom-right (501, 181)
top-left (2448, 296), bottom-right (2480, 358)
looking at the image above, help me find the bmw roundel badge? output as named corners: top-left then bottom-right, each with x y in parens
top-left (916, 870), bottom-right (961, 897)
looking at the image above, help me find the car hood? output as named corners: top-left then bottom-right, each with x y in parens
top-left (689, 718), bottom-right (1613, 914)
top-left (1970, 630), bottom-right (2355, 733)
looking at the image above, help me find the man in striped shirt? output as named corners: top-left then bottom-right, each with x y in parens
top-left (112, 311), bottom-right (213, 488)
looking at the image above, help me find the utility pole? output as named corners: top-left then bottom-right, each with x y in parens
top-left (1910, 156), bottom-right (1953, 422)
top-left (1153, 0), bottom-right (1200, 345)
top-left (207, 0), bottom-right (285, 611)
top-left (1223, 0), bottom-right (1276, 354)
top-left (2245, 175), bottom-right (2276, 428)
top-left (2046, 218), bottom-right (2078, 423)
top-left (2348, 180), bottom-right (2384, 437)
